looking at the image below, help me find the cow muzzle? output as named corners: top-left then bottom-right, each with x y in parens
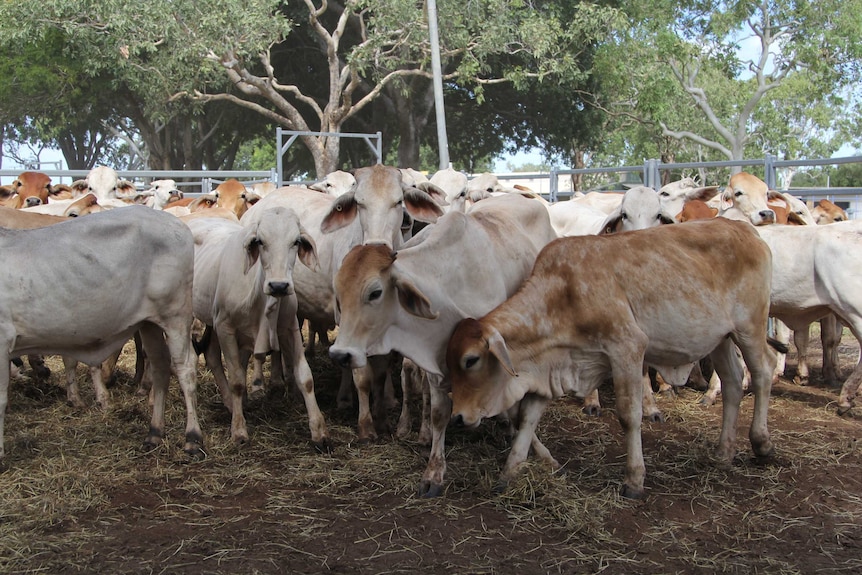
top-left (265, 281), bottom-right (293, 297)
top-left (451, 412), bottom-right (481, 429)
top-left (329, 346), bottom-right (367, 369)
top-left (25, 196), bottom-right (43, 207)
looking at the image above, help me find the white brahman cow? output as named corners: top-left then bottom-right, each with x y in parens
top-left (189, 208), bottom-right (329, 449)
top-left (0, 206), bottom-right (203, 462)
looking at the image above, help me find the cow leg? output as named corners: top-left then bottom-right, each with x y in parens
top-left (793, 326), bottom-right (811, 385)
top-left (821, 314), bottom-right (843, 385)
top-left (710, 338), bottom-right (747, 462)
top-left (611, 358), bottom-right (646, 500)
top-left (201, 327), bottom-right (232, 412)
top-left (100, 348), bottom-right (122, 389)
top-left (158, 319), bottom-right (203, 457)
top-left (352, 364), bottom-right (377, 442)
top-left (418, 373), bottom-right (432, 445)
top-left (0, 350), bottom-right (10, 461)
top-left (498, 393), bottom-right (551, 489)
top-left (140, 324), bottom-right (171, 452)
top-left (641, 372), bottom-right (663, 423)
top-left (700, 369), bottom-right (722, 406)
top-left (89, 363), bottom-right (111, 410)
top-left (419, 375), bottom-right (450, 497)
top-left (837, 325), bottom-right (862, 416)
top-left (687, 359), bottom-right (711, 391)
top-left (279, 308), bottom-right (329, 451)
top-left (734, 334), bottom-right (776, 459)
top-left (773, 319), bottom-right (791, 381)
top-left (370, 355), bottom-right (393, 435)
top-left (216, 324), bottom-right (250, 444)
top-left (63, 357), bottom-right (86, 408)
top-left (132, 331), bottom-right (150, 397)
top-left (582, 388), bottom-right (602, 416)
top-left (396, 360), bottom-right (416, 439)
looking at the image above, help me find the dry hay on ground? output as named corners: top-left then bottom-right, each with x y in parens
top-left (1, 328), bottom-right (861, 574)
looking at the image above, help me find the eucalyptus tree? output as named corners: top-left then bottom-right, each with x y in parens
top-left (625, 0), bottom-right (861, 171)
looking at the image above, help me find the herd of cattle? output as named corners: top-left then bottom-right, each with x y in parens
top-left (0, 164), bottom-right (859, 500)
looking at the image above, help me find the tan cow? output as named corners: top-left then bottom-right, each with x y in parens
top-left (0, 171), bottom-right (67, 208)
top-left (213, 179), bottom-right (260, 219)
top-left (811, 199), bottom-right (848, 224)
top-left (446, 218), bottom-right (779, 499)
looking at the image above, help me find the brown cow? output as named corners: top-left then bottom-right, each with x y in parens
top-left (446, 218), bottom-right (779, 499)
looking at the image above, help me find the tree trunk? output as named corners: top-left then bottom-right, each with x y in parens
top-left (569, 147), bottom-right (585, 192)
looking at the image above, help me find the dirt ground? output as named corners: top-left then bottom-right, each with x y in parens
top-left (2, 327), bottom-right (861, 575)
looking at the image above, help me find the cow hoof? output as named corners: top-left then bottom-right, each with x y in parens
top-left (418, 481), bottom-right (444, 498)
top-left (837, 405), bottom-right (859, 418)
top-left (620, 484), bottom-right (646, 500)
top-left (645, 412), bottom-right (665, 423)
top-left (582, 405), bottom-right (601, 417)
top-left (311, 438), bottom-right (333, 454)
top-left (492, 480), bottom-right (510, 495)
top-left (699, 396), bottom-right (717, 407)
top-left (792, 375), bottom-right (809, 386)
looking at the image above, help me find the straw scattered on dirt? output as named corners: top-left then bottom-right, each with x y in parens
top-left (2, 328), bottom-right (861, 574)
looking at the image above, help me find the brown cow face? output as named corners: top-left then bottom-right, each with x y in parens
top-left (447, 318), bottom-right (522, 427)
top-left (12, 172), bottom-right (53, 208)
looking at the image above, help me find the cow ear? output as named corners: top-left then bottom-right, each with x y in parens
top-left (117, 180), bottom-right (137, 197)
top-left (415, 181), bottom-right (450, 206)
top-left (0, 184), bottom-right (15, 201)
top-left (487, 328), bottom-right (517, 376)
top-left (50, 184), bottom-right (74, 200)
top-left (659, 213), bottom-right (676, 225)
top-left (297, 230), bottom-right (319, 271)
top-left (403, 187), bottom-right (445, 224)
top-left (720, 187), bottom-right (734, 210)
top-left (70, 179), bottom-right (89, 197)
top-left (600, 206), bottom-right (623, 234)
top-left (321, 192), bottom-right (357, 233)
top-left (243, 230), bottom-right (261, 274)
top-left (392, 270), bottom-right (437, 320)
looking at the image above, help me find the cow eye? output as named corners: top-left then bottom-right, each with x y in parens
top-left (368, 288), bottom-right (383, 302)
top-left (620, 212), bottom-right (627, 220)
top-left (659, 191), bottom-right (669, 197)
top-left (734, 190), bottom-right (743, 197)
top-left (464, 356), bottom-right (479, 370)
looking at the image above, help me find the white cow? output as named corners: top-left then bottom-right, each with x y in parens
top-left (308, 170), bottom-right (355, 197)
top-left (142, 179), bottom-right (183, 210)
top-left (657, 178), bottom-right (721, 222)
top-left (0, 206), bottom-right (203, 461)
top-left (189, 208), bottom-right (329, 449)
top-left (601, 186), bottom-right (675, 233)
top-left (546, 201), bottom-right (608, 237)
top-left (70, 166), bottom-right (137, 204)
top-left (242, 165), bottom-right (446, 441)
top-left (429, 167), bottom-right (468, 206)
top-left (329, 193), bottom-right (559, 497)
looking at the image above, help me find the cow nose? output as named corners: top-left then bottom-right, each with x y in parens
top-left (759, 210), bottom-right (776, 223)
top-left (267, 281), bottom-right (290, 297)
top-left (329, 349), bottom-right (353, 369)
top-left (25, 196), bottom-right (42, 207)
top-left (452, 414), bottom-right (465, 427)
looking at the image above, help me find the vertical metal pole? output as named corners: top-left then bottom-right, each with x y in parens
top-left (276, 127), bottom-right (284, 186)
top-left (427, 0), bottom-right (450, 169)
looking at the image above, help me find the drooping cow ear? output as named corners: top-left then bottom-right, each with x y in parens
top-left (600, 206), bottom-right (623, 234)
top-left (719, 187), bottom-right (734, 210)
top-left (321, 192), bottom-right (357, 233)
top-left (392, 269), bottom-right (438, 320)
top-left (403, 186), bottom-right (445, 223)
top-left (487, 327), bottom-right (517, 377)
top-left (297, 229), bottom-right (319, 271)
top-left (242, 229), bottom-right (261, 275)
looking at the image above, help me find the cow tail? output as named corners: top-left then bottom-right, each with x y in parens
top-left (767, 337), bottom-right (789, 355)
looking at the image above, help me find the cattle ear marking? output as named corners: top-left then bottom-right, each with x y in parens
top-left (487, 328), bottom-right (517, 377)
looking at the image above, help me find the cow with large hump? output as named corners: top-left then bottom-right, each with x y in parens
top-left (329, 193), bottom-right (559, 497)
top-left (0, 206), bottom-right (203, 462)
top-left (241, 164), bottom-right (447, 441)
top-left (189, 207), bottom-right (329, 448)
top-left (446, 218), bottom-right (779, 499)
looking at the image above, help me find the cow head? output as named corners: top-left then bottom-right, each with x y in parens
top-left (241, 206), bottom-right (318, 298)
top-left (320, 164), bottom-right (445, 247)
top-left (812, 199), bottom-right (848, 224)
top-left (720, 172), bottom-right (775, 226)
top-left (329, 244), bottom-right (438, 370)
top-left (8, 172), bottom-right (56, 208)
top-left (62, 193), bottom-right (103, 217)
top-left (447, 318), bottom-right (525, 428)
top-left (601, 186), bottom-right (675, 234)
top-left (658, 178), bottom-right (721, 223)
